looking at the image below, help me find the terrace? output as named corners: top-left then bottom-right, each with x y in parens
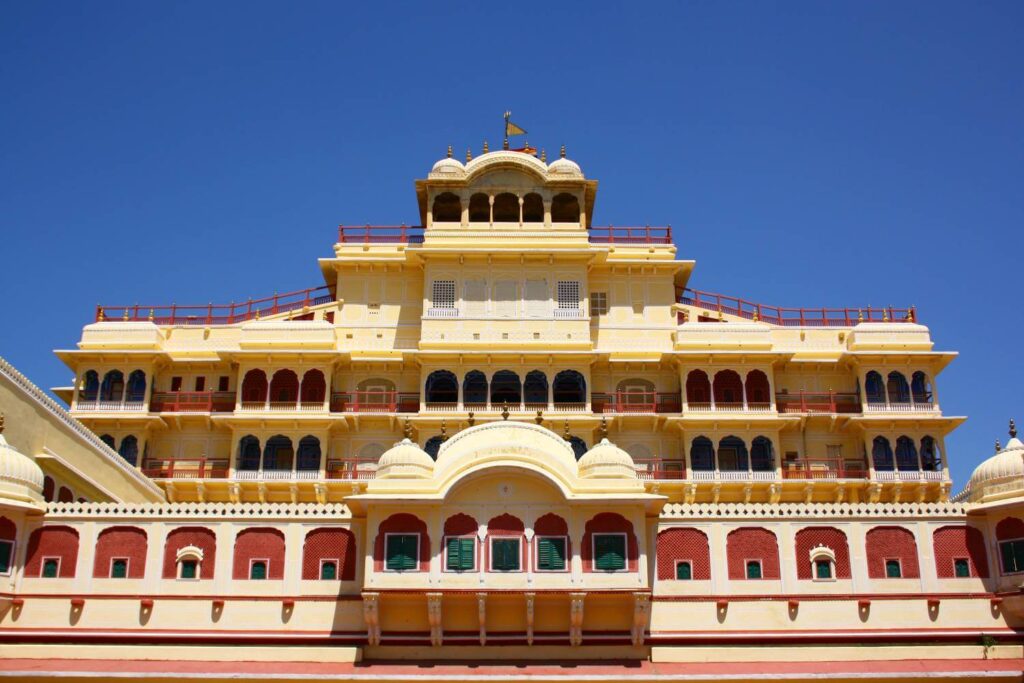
top-left (679, 288), bottom-right (917, 327)
top-left (336, 224), bottom-right (673, 245)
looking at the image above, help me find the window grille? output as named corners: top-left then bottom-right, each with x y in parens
top-left (557, 281), bottom-right (580, 310)
top-left (590, 292), bottom-right (608, 316)
top-left (432, 280), bottom-right (456, 309)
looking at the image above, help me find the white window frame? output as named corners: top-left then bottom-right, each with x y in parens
top-left (999, 536), bottom-right (1024, 575)
top-left (177, 557), bottom-right (201, 580)
top-left (883, 557), bottom-right (903, 578)
top-left (383, 532), bottom-right (421, 573)
top-left (809, 545), bottom-right (837, 582)
top-left (591, 532), bottom-right (629, 573)
top-left (744, 558), bottom-right (763, 580)
top-left (674, 559), bottom-right (693, 581)
top-left (0, 539), bottom-right (15, 577)
top-left (533, 535), bottom-right (569, 573)
top-left (319, 557), bottom-right (341, 580)
top-left (443, 534), bottom-right (477, 573)
top-left (108, 556), bottom-right (130, 579)
top-left (952, 556), bottom-right (971, 578)
top-left (488, 536), bottom-right (523, 573)
top-left (249, 557), bottom-right (270, 580)
top-left (40, 556), bottom-right (61, 578)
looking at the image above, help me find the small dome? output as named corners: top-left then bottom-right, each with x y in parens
top-left (376, 438), bottom-right (435, 479)
top-left (0, 428), bottom-right (45, 509)
top-left (547, 156), bottom-right (582, 178)
top-left (967, 421), bottom-right (1024, 503)
top-left (429, 156), bottom-right (466, 179)
top-left (578, 438), bottom-right (637, 479)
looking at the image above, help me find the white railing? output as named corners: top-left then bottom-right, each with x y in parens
top-left (874, 470), bottom-right (944, 482)
top-left (687, 470), bottom-right (779, 482)
top-left (553, 402), bottom-right (588, 413)
top-left (423, 402), bottom-right (460, 412)
top-left (684, 403), bottom-right (774, 414)
top-left (921, 470), bottom-right (945, 482)
top-left (233, 470), bottom-right (322, 481)
top-left (553, 309), bottom-right (584, 319)
top-left (691, 471), bottom-right (717, 481)
top-left (865, 402), bottom-right (938, 413)
top-left (74, 399), bottom-right (147, 412)
top-left (297, 402), bottom-right (328, 413)
top-left (426, 308), bottom-right (459, 318)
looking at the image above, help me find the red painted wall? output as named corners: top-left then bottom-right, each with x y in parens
top-left (727, 527), bottom-right (780, 580)
top-left (933, 525), bottom-right (989, 578)
top-left (444, 513), bottom-right (477, 536)
top-left (373, 513), bottom-right (430, 572)
top-left (582, 512), bottom-right (638, 573)
top-left (302, 528), bottom-right (357, 580)
top-left (996, 517), bottom-right (1024, 541)
top-left (232, 528), bottom-right (286, 580)
top-left (25, 526), bottom-right (79, 578)
top-left (865, 526), bottom-right (920, 578)
top-left (794, 527), bottom-right (851, 579)
top-left (162, 527), bottom-right (217, 579)
top-left (0, 517), bottom-right (15, 542)
top-left (485, 514), bottom-right (525, 570)
top-left (57, 487), bottom-right (73, 503)
top-left (92, 526), bottom-right (147, 578)
top-left (657, 527), bottom-right (710, 580)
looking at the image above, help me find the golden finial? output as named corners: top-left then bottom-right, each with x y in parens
top-left (403, 417), bottom-right (413, 440)
top-left (0, 413), bottom-right (5, 434)
top-left (501, 401), bottom-right (510, 421)
top-left (857, 308), bottom-right (864, 323)
top-left (882, 308), bottom-right (889, 322)
top-left (466, 148), bottom-right (472, 162)
top-left (483, 140), bottom-right (489, 154)
top-left (1010, 419), bottom-right (1017, 439)
top-left (717, 309), bottom-right (724, 321)
top-left (148, 308), bottom-right (155, 322)
top-left (560, 145), bottom-right (566, 159)
top-left (122, 308), bottom-right (129, 321)
top-left (906, 306), bottom-right (914, 322)
top-left (752, 309), bottom-right (759, 322)
top-left (503, 136), bottom-right (509, 150)
top-left (563, 419), bottom-right (571, 442)
top-left (440, 419), bottom-right (448, 441)
top-left (535, 410), bottom-right (543, 425)
top-left (97, 306), bottom-right (104, 321)
top-left (254, 308), bottom-right (261, 320)
top-left (447, 145), bottom-right (452, 158)
top-left (540, 149), bottom-right (546, 162)
top-left (598, 416), bottom-right (608, 441)
top-left (467, 411), bottom-right (475, 427)
top-left (995, 439), bottom-right (1002, 453)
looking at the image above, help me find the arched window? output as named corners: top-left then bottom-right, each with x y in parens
top-left (100, 370), bottom-right (124, 402)
top-left (79, 370), bottom-right (99, 402)
top-left (296, 436), bottom-right (321, 472)
top-left (933, 526), bottom-right (988, 578)
top-left (99, 434), bottom-right (116, 449)
top-left (865, 371), bottom-right (885, 404)
top-left (26, 526), bottom-right (79, 578)
top-left (895, 435), bottom-right (919, 471)
top-left (232, 528), bottom-right (285, 580)
top-left (872, 436), bottom-right (894, 470)
top-left (712, 370), bottom-right (743, 407)
top-left (865, 526), bottom-right (920, 578)
top-left (794, 527), bottom-right (851, 580)
top-left (162, 527), bottom-right (216, 579)
top-left (726, 528), bottom-right (780, 580)
top-left (911, 371), bottom-right (932, 404)
top-left (718, 436), bottom-right (749, 472)
top-left (616, 378), bottom-right (655, 411)
top-left (241, 370), bottom-right (268, 403)
top-left (468, 193), bottom-right (490, 222)
top-left (269, 370), bottom-right (299, 405)
top-left (302, 528), bottom-right (357, 581)
top-left (490, 370), bottom-right (522, 405)
top-left (524, 371), bottom-right (548, 406)
top-left (751, 436), bottom-right (774, 472)
top-left (262, 435), bottom-right (293, 471)
top-left (432, 192), bottom-right (461, 222)
top-left (522, 193), bottom-right (543, 223)
top-left (300, 370), bottom-right (326, 405)
top-left (425, 370), bottom-right (458, 403)
top-left (887, 371), bottom-right (910, 404)
top-left (125, 370), bottom-right (146, 402)
top-left (551, 193), bottom-right (580, 223)
top-left (656, 528), bottom-right (711, 580)
top-left (118, 435), bottom-right (139, 466)
top-left (553, 370), bottom-right (586, 404)
top-left (745, 370), bottom-right (770, 406)
top-left (43, 476), bottom-right (55, 502)
top-left (492, 192), bottom-right (519, 222)
top-left (921, 436), bottom-right (941, 471)
top-left (462, 371), bottom-right (488, 406)
top-left (58, 486), bottom-right (74, 502)
top-left (690, 437), bottom-right (715, 471)
top-left (237, 435), bottom-right (260, 471)
top-left (92, 526), bottom-right (147, 578)
top-left (685, 370), bottom-right (711, 406)
top-left (424, 436), bottom-right (444, 460)
top-left (569, 436), bottom-right (588, 460)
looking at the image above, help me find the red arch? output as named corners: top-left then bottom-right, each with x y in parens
top-left (712, 370), bottom-right (743, 406)
top-left (582, 512), bottom-right (638, 573)
top-left (444, 513), bottom-right (478, 536)
top-left (42, 477), bottom-right (55, 502)
top-left (534, 513), bottom-right (568, 536)
top-left (866, 526), bottom-right (920, 578)
top-left (302, 528), bottom-right (357, 580)
top-left (162, 527), bottom-right (217, 579)
top-left (934, 525), bottom-right (989, 578)
top-left (0, 517), bottom-right (15, 541)
top-left (57, 486), bottom-right (73, 503)
top-left (794, 527), bottom-right (851, 579)
top-left (300, 370), bottom-right (327, 403)
top-left (373, 513), bottom-right (430, 572)
top-left (25, 526), bottom-right (79, 578)
top-left (269, 370), bottom-right (299, 403)
top-left (232, 528), bottom-right (286, 580)
top-left (93, 526), bottom-right (147, 578)
top-left (685, 370), bottom-right (711, 404)
top-left (727, 527), bottom-right (780, 579)
top-left (745, 370), bottom-right (770, 405)
top-left (657, 527), bottom-right (710, 580)
top-left (996, 517), bottom-right (1024, 541)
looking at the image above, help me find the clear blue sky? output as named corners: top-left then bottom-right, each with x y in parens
top-left (2, 2), bottom-right (1021, 488)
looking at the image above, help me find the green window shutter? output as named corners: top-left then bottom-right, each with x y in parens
top-left (676, 562), bottom-right (692, 580)
top-left (594, 535), bottom-right (626, 571)
top-left (1014, 541), bottom-right (1024, 573)
top-left (954, 559), bottom-right (970, 578)
top-left (538, 538), bottom-right (566, 571)
top-left (0, 542), bottom-right (12, 574)
top-left (250, 561), bottom-right (267, 580)
top-left (321, 561), bottom-right (337, 580)
top-left (387, 534), bottom-right (418, 571)
top-left (110, 559), bottom-right (128, 578)
top-left (42, 559), bottom-right (59, 578)
top-left (885, 560), bottom-right (901, 578)
top-left (1000, 542), bottom-right (1015, 573)
top-left (746, 561), bottom-right (762, 579)
top-left (447, 537), bottom-right (474, 571)
top-left (492, 539), bottom-right (520, 571)
top-left (815, 560), bottom-right (832, 579)
top-left (180, 559), bottom-right (197, 579)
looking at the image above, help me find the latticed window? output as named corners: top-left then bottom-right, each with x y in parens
top-left (385, 534), bottom-right (418, 571)
top-left (1000, 540), bottom-right (1024, 574)
top-left (536, 537), bottom-right (566, 571)
top-left (594, 534), bottom-right (626, 571)
top-left (590, 291), bottom-right (608, 316)
top-left (446, 537), bottom-right (475, 571)
top-left (491, 538), bottom-right (520, 571)
top-left (557, 281), bottom-right (580, 310)
top-left (431, 280), bottom-right (456, 309)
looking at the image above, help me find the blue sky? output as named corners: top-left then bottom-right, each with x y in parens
top-left (2, 2), bottom-right (1021, 487)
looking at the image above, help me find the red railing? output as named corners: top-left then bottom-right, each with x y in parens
top-left (679, 288), bottom-right (916, 327)
top-left (142, 459), bottom-right (230, 480)
top-left (588, 226), bottom-right (672, 244)
top-left (594, 392), bottom-right (682, 414)
top-left (150, 391), bottom-right (236, 413)
top-left (325, 459), bottom-right (379, 480)
top-left (633, 458), bottom-right (687, 480)
top-left (329, 391), bottom-right (420, 413)
top-left (96, 285), bottom-right (335, 325)
top-left (782, 458), bottom-right (869, 480)
top-left (337, 225), bottom-right (425, 244)
top-left (775, 391), bottom-right (862, 415)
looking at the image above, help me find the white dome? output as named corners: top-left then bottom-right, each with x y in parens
top-left (0, 431), bottom-right (45, 509)
top-left (547, 156), bottom-right (583, 178)
top-left (577, 438), bottom-right (637, 479)
top-left (376, 438), bottom-right (435, 479)
top-left (967, 429), bottom-right (1024, 503)
top-left (429, 156), bottom-right (467, 179)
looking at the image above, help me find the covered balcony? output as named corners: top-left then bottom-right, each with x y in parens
top-left (150, 391), bottom-right (235, 413)
top-left (775, 391), bottom-right (862, 415)
top-left (781, 456), bottom-right (869, 480)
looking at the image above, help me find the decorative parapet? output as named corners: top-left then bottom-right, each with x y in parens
top-left (674, 323), bottom-right (772, 350)
top-left (659, 501), bottom-right (968, 519)
top-left (43, 501), bottom-right (352, 520)
top-left (79, 322), bottom-right (166, 350)
top-left (847, 323), bottom-right (934, 351)
top-left (239, 320), bottom-right (336, 349)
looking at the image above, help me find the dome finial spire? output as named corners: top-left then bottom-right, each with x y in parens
top-left (0, 413), bottom-right (5, 435)
top-left (560, 144), bottom-right (566, 159)
top-left (403, 417), bottom-right (413, 440)
top-left (996, 439), bottom-right (1002, 453)
top-left (446, 145), bottom-right (452, 158)
top-left (1010, 419), bottom-right (1017, 439)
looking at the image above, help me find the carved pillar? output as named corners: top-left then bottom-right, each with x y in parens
top-left (476, 592), bottom-right (487, 645)
top-left (525, 592), bottom-right (536, 646)
top-left (569, 592), bottom-right (585, 646)
top-left (362, 592), bottom-right (381, 646)
top-left (631, 592), bottom-right (651, 647)
top-left (427, 592), bottom-right (443, 647)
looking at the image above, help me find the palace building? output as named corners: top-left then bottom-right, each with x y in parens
top-left (0, 142), bottom-right (1022, 681)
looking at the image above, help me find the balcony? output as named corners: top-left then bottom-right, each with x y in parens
top-left (685, 401), bottom-right (774, 414)
top-left (594, 392), bottom-right (682, 414)
top-left (325, 459), bottom-right (378, 480)
top-left (338, 224), bottom-right (425, 244)
top-left (865, 401), bottom-right (939, 414)
top-left (96, 285), bottom-right (334, 325)
top-left (874, 469), bottom-right (945, 482)
top-left (142, 459), bottom-right (230, 480)
top-left (330, 391), bottom-right (419, 414)
top-left (237, 401), bottom-right (329, 414)
top-left (234, 469), bottom-right (322, 481)
top-left (73, 399), bottom-right (147, 412)
top-left (679, 288), bottom-right (917, 327)
top-left (690, 469), bottom-right (778, 482)
top-left (141, 459), bottom-right (378, 481)
top-left (587, 226), bottom-right (672, 244)
top-left (782, 458), bottom-right (869, 480)
top-left (776, 391), bottom-right (862, 415)
top-left (633, 458), bottom-right (686, 481)
top-left (151, 391), bottom-right (235, 413)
